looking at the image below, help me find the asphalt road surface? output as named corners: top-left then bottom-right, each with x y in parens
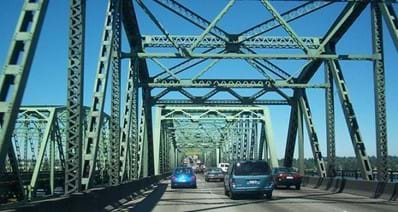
top-left (114, 174), bottom-right (398, 212)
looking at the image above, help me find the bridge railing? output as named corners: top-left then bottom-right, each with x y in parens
top-left (305, 169), bottom-right (398, 182)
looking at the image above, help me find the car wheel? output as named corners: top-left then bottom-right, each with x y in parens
top-left (296, 184), bottom-right (301, 190)
top-left (229, 191), bottom-right (236, 200)
top-left (224, 186), bottom-right (228, 196)
top-left (193, 184), bottom-right (197, 189)
top-left (171, 185), bottom-right (175, 189)
top-left (205, 178), bottom-right (208, 182)
top-left (266, 192), bottom-right (272, 200)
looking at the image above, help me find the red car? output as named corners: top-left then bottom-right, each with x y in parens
top-left (271, 167), bottom-right (302, 190)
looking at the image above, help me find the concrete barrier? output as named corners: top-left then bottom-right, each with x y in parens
top-left (0, 173), bottom-right (170, 212)
top-left (303, 176), bottom-right (322, 188)
top-left (303, 176), bottom-right (397, 201)
top-left (340, 179), bottom-right (379, 198)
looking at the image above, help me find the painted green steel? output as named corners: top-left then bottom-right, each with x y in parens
top-left (325, 57), bottom-right (336, 177)
top-left (65, 0), bottom-right (85, 194)
top-left (110, 0), bottom-right (122, 186)
top-left (0, 0), bottom-right (48, 178)
top-left (28, 108), bottom-right (56, 199)
top-left (328, 60), bottom-right (374, 180)
top-left (298, 92), bottom-right (327, 178)
top-left (380, 3), bottom-right (398, 51)
top-left (297, 102), bottom-right (304, 176)
top-left (371, 3), bottom-right (388, 182)
top-left (81, 0), bottom-right (115, 189)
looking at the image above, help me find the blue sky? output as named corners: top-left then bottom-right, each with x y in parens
top-left (1, 0), bottom-right (397, 159)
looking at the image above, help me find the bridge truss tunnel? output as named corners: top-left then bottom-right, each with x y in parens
top-left (0, 0), bottom-right (397, 205)
top-left (153, 106), bottom-right (279, 175)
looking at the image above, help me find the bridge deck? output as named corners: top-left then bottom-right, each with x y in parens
top-left (115, 175), bottom-right (398, 212)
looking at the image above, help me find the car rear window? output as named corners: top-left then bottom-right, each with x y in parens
top-left (174, 168), bottom-right (193, 174)
top-left (233, 161), bottom-right (270, 176)
top-left (208, 168), bottom-right (223, 173)
top-left (276, 167), bottom-right (295, 173)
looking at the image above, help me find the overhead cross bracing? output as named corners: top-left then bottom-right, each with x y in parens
top-left (0, 0), bottom-right (397, 205)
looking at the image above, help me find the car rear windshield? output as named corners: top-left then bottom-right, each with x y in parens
top-left (233, 161), bottom-right (270, 176)
top-left (174, 168), bottom-right (193, 175)
top-left (208, 168), bottom-right (223, 173)
top-left (276, 168), bottom-right (296, 173)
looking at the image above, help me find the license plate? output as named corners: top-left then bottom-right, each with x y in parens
top-left (286, 176), bottom-right (294, 179)
top-left (248, 180), bottom-right (259, 185)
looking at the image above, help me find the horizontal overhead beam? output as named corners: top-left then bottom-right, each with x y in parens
top-left (124, 52), bottom-right (379, 60)
top-left (149, 79), bottom-right (328, 89)
top-left (153, 99), bottom-right (289, 105)
top-left (142, 35), bottom-right (321, 49)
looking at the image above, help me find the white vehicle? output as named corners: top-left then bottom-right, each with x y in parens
top-left (217, 163), bottom-right (230, 173)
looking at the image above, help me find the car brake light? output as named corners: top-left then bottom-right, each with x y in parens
top-left (171, 176), bottom-right (176, 181)
top-left (191, 175), bottom-right (196, 180)
top-left (229, 178), bottom-right (236, 188)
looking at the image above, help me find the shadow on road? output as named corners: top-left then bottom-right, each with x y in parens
top-left (130, 183), bottom-right (168, 211)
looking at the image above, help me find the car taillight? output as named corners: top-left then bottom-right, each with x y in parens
top-left (229, 178), bottom-right (236, 188)
top-left (171, 176), bottom-right (176, 181)
top-left (191, 175), bottom-right (196, 181)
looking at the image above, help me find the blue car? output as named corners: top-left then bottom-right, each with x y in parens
top-left (224, 160), bottom-right (274, 199)
top-left (171, 167), bottom-right (197, 189)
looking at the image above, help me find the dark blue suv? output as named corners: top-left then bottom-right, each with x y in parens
top-left (224, 160), bottom-right (274, 199)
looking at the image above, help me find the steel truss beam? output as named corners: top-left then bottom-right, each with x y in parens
top-left (371, 3), bottom-right (388, 182)
top-left (65, 0), bottom-right (85, 194)
top-left (298, 91), bottom-right (327, 177)
top-left (380, 2), bottom-right (398, 51)
top-left (328, 59), bottom-right (373, 180)
top-left (81, 0), bottom-right (115, 189)
top-left (0, 0), bottom-right (49, 173)
top-left (127, 52), bottom-right (378, 61)
top-left (325, 60), bottom-right (336, 177)
top-left (28, 108), bottom-right (56, 198)
top-left (149, 79), bottom-right (327, 89)
top-left (142, 35), bottom-right (321, 49)
top-left (109, 0), bottom-right (122, 186)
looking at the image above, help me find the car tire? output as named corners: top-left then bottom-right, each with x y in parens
top-left (193, 184), bottom-right (197, 189)
top-left (296, 184), bottom-right (301, 190)
top-left (266, 192), bottom-right (272, 200)
top-left (205, 178), bottom-right (208, 182)
top-left (171, 185), bottom-right (175, 189)
top-left (224, 186), bottom-right (228, 196)
top-left (229, 191), bottom-right (236, 200)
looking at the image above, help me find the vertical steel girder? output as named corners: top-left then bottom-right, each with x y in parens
top-left (138, 107), bottom-right (147, 178)
top-left (328, 60), bottom-right (373, 180)
top-left (109, 0), bottom-right (122, 186)
top-left (119, 60), bottom-right (139, 181)
top-left (298, 92), bottom-right (327, 178)
top-left (81, 0), bottom-right (115, 189)
top-left (371, 3), bottom-right (388, 182)
top-left (297, 102), bottom-right (304, 176)
top-left (262, 108), bottom-right (278, 168)
top-left (379, 3), bottom-right (398, 51)
top-left (283, 92), bottom-right (299, 168)
top-left (325, 61), bottom-right (336, 177)
top-left (153, 107), bottom-right (162, 175)
top-left (0, 0), bottom-right (48, 172)
top-left (65, 0), bottom-right (85, 194)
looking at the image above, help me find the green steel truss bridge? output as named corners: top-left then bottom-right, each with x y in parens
top-left (0, 0), bottom-right (397, 209)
